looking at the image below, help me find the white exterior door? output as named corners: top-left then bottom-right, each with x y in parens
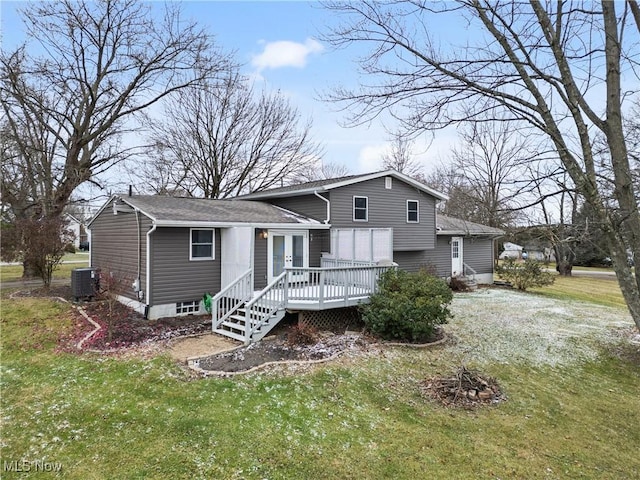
top-left (451, 236), bottom-right (463, 277)
top-left (268, 230), bottom-right (308, 283)
top-left (220, 227), bottom-right (253, 289)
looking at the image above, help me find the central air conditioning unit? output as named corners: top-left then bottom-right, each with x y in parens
top-left (71, 267), bottom-right (99, 300)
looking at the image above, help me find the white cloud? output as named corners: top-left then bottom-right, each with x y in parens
top-left (252, 38), bottom-right (323, 71)
top-left (357, 143), bottom-right (390, 173)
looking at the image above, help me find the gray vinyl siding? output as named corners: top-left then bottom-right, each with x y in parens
top-left (393, 236), bottom-right (451, 276)
top-left (253, 229), bottom-right (329, 291)
top-left (394, 236), bottom-right (495, 277)
top-left (310, 230), bottom-right (329, 266)
top-left (267, 194), bottom-right (328, 222)
top-left (254, 231), bottom-right (268, 290)
top-left (150, 227), bottom-right (221, 305)
top-left (328, 177), bottom-right (436, 250)
top-left (461, 237), bottom-right (495, 274)
top-left (90, 199), bottom-right (150, 301)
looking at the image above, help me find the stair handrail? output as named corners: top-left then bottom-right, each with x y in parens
top-left (211, 268), bottom-right (253, 330)
top-left (244, 270), bottom-right (288, 343)
top-left (463, 262), bottom-right (477, 281)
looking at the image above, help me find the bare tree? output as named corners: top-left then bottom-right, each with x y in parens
top-left (1, 0), bottom-right (228, 273)
top-left (0, 216), bottom-right (74, 287)
top-left (322, 0), bottom-right (640, 329)
top-left (450, 119), bottom-right (532, 228)
top-left (293, 161), bottom-right (352, 183)
top-left (135, 70), bottom-right (322, 198)
top-left (381, 131), bottom-right (425, 180)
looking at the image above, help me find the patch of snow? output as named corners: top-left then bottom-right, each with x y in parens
top-left (448, 289), bottom-right (634, 367)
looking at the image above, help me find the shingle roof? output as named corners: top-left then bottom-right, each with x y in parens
top-left (237, 169), bottom-right (448, 201)
top-left (237, 173), bottom-right (366, 197)
top-left (436, 215), bottom-right (504, 237)
top-left (111, 195), bottom-right (324, 226)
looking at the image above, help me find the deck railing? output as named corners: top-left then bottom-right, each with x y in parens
top-left (211, 268), bottom-right (253, 330)
top-left (286, 264), bottom-right (394, 308)
top-left (223, 264), bottom-right (396, 343)
top-left (320, 257), bottom-right (377, 268)
top-left (463, 262), bottom-right (477, 281)
top-left (245, 271), bottom-right (288, 343)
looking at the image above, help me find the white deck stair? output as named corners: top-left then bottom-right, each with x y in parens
top-left (212, 269), bottom-right (289, 344)
top-left (216, 305), bottom-right (286, 343)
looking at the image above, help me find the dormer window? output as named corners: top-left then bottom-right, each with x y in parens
top-left (353, 196), bottom-right (368, 221)
top-left (407, 200), bottom-right (419, 223)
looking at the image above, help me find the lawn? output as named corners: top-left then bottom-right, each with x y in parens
top-left (0, 260), bottom-right (88, 283)
top-left (532, 274), bottom-right (628, 310)
top-left (1, 291), bottom-right (639, 479)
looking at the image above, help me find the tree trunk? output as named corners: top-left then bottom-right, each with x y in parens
top-left (553, 244), bottom-right (574, 277)
top-left (21, 259), bottom-right (37, 279)
top-left (556, 261), bottom-right (573, 276)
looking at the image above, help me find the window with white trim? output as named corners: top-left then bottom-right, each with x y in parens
top-left (407, 200), bottom-right (419, 223)
top-left (190, 229), bottom-right (214, 260)
top-left (385, 177), bottom-right (392, 189)
top-left (176, 300), bottom-right (199, 315)
top-left (353, 196), bottom-right (368, 221)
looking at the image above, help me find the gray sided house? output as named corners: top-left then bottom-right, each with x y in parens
top-left (88, 170), bottom-right (503, 343)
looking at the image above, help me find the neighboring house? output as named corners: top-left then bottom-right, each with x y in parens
top-left (499, 242), bottom-right (523, 259)
top-left (88, 170), bottom-right (503, 343)
top-left (64, 214), bottom-right (88, 250)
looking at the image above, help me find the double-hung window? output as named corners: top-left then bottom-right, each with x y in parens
top-left (353, 196), bottom-right (368, 221)
top-left (407, 200), bottom-right (419, 223)
top-left (190, 229), bottom-right (214, 260)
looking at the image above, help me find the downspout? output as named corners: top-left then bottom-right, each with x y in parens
top-left (135, 209), bottom-right (141, 292)
top-left (314, 191), bottom-right (330, 224)
top-left (145, 224), bottom-right (157, 319)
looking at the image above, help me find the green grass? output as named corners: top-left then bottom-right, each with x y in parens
top-left (62, 252), bottom-right (90, 262)
top-left (0, 261), bottom-right (88, 284)
top-left (532, 275), bottom-right (628, 309)
top-left (1, 297), bottom-right (639, 479)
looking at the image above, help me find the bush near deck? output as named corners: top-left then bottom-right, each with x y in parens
top-left (361, 269), bottom-right (452, 342)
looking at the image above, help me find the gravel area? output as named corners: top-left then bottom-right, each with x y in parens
top-left (448, 288), bottom-right (635, 367)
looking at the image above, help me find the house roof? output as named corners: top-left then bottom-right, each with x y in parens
top-left (88, 195), bottom-right (327, 228)
top-left (436, 215), bottom-right (504, 237)
top-left (237, 170), bottom-right (449, 201)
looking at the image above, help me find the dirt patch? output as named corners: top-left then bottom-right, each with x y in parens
top-left (194, 332), bottom-right (369, 373)
top-left (168, 334), bottom-right (238, 362)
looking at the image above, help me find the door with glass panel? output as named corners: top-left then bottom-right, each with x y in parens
top-left (268, 231), bottom-right (308, 283)
top-left (451, 236), bottom-right (464, 277)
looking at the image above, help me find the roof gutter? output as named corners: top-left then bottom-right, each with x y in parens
top-left (314, 191), bottom-right (330, 224)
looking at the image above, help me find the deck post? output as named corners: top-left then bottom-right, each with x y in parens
top-left (284, 271), bottom-right (289, 305)
top-left (318, 269), bottom-right (325, 309)
top-left (344, 269), bottom-right (350, 304)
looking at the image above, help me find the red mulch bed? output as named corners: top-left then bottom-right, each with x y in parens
top-left (11, 286), bottom-right (210, 351)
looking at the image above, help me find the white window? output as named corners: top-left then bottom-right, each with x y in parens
top-left (353, 196), bottom-right (368, 221)
top-left (176, 300), bottom-right (199, 315)
top-left (330, 228), bottom-right (393, 263)
top-left (385, 177), bottom-right (392, 189)
top-left (407, 200), bottom-right (419, 223)
top-left (190, 229), bottom-right (214, 260)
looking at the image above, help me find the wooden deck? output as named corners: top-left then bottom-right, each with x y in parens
top-left (274, 266), bottom-right (389, 310)
top-left (212, 263), bottom-right (394, 343)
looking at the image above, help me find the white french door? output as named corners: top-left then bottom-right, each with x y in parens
top-left (451, 236), bottom-right (463, 277)
top-left (268, 230), bottom-right (308, 283)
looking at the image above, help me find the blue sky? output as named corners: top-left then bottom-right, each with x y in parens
top-left (0, 0), bottom-right (460, 176)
